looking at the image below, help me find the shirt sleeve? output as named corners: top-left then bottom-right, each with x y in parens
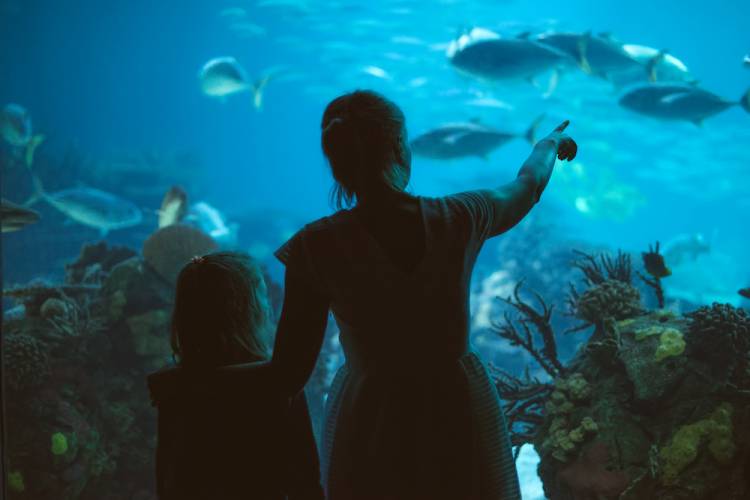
top-left (449, 189), bottom-right (501, 242)
top-left (274, 228), bottom-right (329, 300)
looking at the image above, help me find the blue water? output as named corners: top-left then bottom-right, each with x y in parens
top-left (2, 1), bottom-right (749, 498)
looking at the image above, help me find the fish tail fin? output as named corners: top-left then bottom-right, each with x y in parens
top-left (251, 73), bottom-right (274, 110)
top-left (740, 88), bottom-right (750, 113)
top-left (524, 114), bottom-right (546, 144)
top-left (576, 32), bottom-right (592, 74)
top-left (542, 69), bottom-right (560, 98)
top-left (24, 173), bottom-right (45, 206)
top-left (646, 50), bottom-right (667, 82)
top-left (24, 134), bottom-right (45, 168)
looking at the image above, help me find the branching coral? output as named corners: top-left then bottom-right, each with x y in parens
top-left (571, 249), bottom-right (633, 286)
top-left (489, 282), bottom-right (570, 453)
top-left (493, 281), bottom-right (567, 378)
top-left (569, 279), bottom-right (642, 326)
top-left (638, 241), bottom-right (669, 309)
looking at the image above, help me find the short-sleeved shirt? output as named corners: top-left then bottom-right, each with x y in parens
top-left (276, 192), bottom-right (521, 500)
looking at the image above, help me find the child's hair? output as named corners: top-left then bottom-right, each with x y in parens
top-left (170, 251), bottom-right (272, 368)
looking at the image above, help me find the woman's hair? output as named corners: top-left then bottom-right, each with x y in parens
top-left (170, 251), bottom-right (271, 368)
top-left (321, 90), bottom-right (411, 207)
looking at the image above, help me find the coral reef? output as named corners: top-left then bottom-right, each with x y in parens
top-left (567, 250), bottom-right (643, 334)
top-left (3, 333), bottom-right (51, 391)
top-left (489, 256), bottom-right (750, 499)
top-left (142, 224), bottom-right (217, 284)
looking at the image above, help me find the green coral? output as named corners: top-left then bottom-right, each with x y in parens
top-left (654, 328), bottom-right (685, 361)
top-left (543, 415), bottom-right (599, 462)
top-left (659, 403), bottom-right (735, 485)
top-left (51, 431), bottom-right (69, 455)
top-left (8, 470), bottom-right (24, 492)
top-left (634, 325), bottom-right (665, 341)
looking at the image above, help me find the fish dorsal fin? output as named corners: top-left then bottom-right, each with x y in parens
top-left (598, 31), bottom-right (613, 40)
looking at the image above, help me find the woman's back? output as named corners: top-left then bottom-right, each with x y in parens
top-left (278, 191), bottom-right (520, 499)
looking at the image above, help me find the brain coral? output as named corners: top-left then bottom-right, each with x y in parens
top-left (142, 224), bottom-right (217, 284)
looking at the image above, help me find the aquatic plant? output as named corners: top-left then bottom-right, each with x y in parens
top-left (571, 249), bottom-right (633, 286)
top-left (142, 223), bottom-right (218, 284)
top-left (3, 334), bottom-right (50, 391)
top-left (638, 241), bottom-right (669, 308)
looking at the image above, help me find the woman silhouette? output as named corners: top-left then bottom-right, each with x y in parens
top-left (228, 90), bottom-right (576, 500)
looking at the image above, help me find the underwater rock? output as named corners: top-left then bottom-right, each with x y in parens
top-left (3, 334), bottom-right (51, 391)
top-left (103, 257), bottom-right (173, 317)
top-left (142, 224), bottom-right (217, 285)
top-left (65, 241), bottom-right (137, 285)
top-left (659, 402), bottom-right (735, 486)
top-left (40, 297), bottom-right (72, 319)
top-left (575, 279), bottom-right (642, 324)
top-left (618, 315), bottom-right (689, 404)
top-left (127, 309), bottom-right (171, 368)
top-left (556, 441), bottom-right (630, 499)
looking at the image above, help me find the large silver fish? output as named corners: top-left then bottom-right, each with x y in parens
top-left (29, 175), bottom-right (142, 235)
top-left (198, 57), bottom-right (272, 109)
top-left (534, 32), bottom-right (642, 79)
top-left (1, 198), bottom-right (40, 232)
top-left (619, 83), bottom-right (750, 125)
top-left (158, 185), bottom-right (187, 228)
top-left (448, 31), bottom-right (571, 83)
top-left (410, 115), bottom-right (543, 160)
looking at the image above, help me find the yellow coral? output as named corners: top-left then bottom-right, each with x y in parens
top-left (634, 325), bottom-right (665, 341)
top-left (51, 432), bottom-right (68, 455)
top-left (660, 403), bottom-right (735, 485)
top-left (8, 470), bottom-right (24, 492)
top-left (654, 328), bottom-right (685, 361)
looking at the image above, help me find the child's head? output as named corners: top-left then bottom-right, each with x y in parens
top-left (170, 251), bottom-right (271, 368)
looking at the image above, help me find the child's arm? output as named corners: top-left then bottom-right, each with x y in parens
top-left (214, 252), bottom-right (329, 397)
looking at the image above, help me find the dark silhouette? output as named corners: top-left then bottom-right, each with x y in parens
top-left (148, 252), bottom-right (324, 500)
top-left (217, 90), bottom-right (576, 500)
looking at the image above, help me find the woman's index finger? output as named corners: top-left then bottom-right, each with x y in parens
top-left (554, 120), bottom-right (570, 133)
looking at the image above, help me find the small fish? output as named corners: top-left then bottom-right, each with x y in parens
top-left (199, 57), bottom-right (273, 110)
top-left (1, 198), bottom-right (40, 232)
top-left (28, 175), bottom-right (142, 236)
top-left (641, 241), bottom-right (671, 278)
top-left (1, 104), bottom-right (45, 167)
top-left (158, 186), bottom-right (188, 228)
top-left (744, 55), bottom-right (750, 68)
top-left (619, 83), bottom-right (750, 125)
top-left (410, 115), bottom-right (544, 160)
top-left (361, 65), bottom-right (391, 80)
top-left (739, 288), bottom-right (750, 299)
top-left (1, 103), bottom-right (32, 147)
top-left (662, 233), bottom-right (711, 267)
top-left (187, 201), bottom-right (238, 246)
